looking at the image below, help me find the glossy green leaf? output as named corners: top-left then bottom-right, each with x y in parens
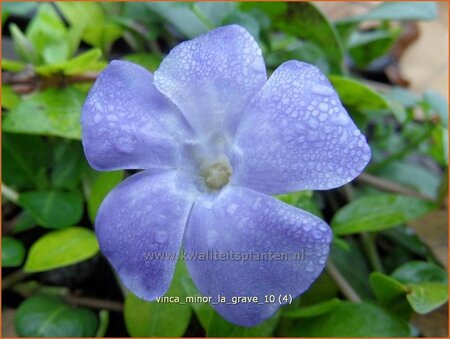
top-left (24, 227), bottom-right (99, 272)
top-left (1, 59), bottom-right (26, 72)
top-left (329, 75), bottom-right (390, 112)
top-left (284, 301), bottom-right (410, 337)
top-left (124, 261), bottom-right (192, 337)
top-left (240, 2), bottom-right (287, 18)
top-left (2, 236), bottom-right (26, 267)
top-left (207, 311), bottom-right (279, 337)
top-left (348, 29), bottom-right (399, 68)
top-left (3, 86), bottom-right (84, 139)
top-left (87, 171), bottom-right (124, 223)
top-left (3, 2), bottom-right (37, 16)
top-left (9, 23), bottom-right (39, 64)
top-left (2, 133), bottom-right (49, 190)
top-left (283, 298), bottom-right (341, 318)
top-left (345, 2), bottom-right (437, 22)
top-left (330, 241), bottom-right (373, 299)
top-left (276, 190), bottom-right (322, 218)
top-left (147, 2), bottom-right (208, 38)
top-left (2, 86), bottom-right (21, 110)
top-left (332, 194), bottom-right (435, 235)
top-left (26, 4), bottom-right (71, 64)
top-left (15, 295), bottom-right (98, 337)
top-left (406, 283), bottom-right (448, 314)
top-left (182, 264), bottom-right (280, 336)
top-left (369, 272), bottom-right (408, 305)
top-left (423, 90), bottom-right (448, 126)
top-left (51, 140), bottom-right (85, 190)
top-left (122, 53), bottom-right (162, 72)
top-left (391, 261), bottom-right (448, 285)
top-left (265, 39), bottom-right (328, 73)
top-left (18, 190), bottom-right (83, 229)
top-left (193, 2), bottom-right (237, 26)
top-left (277, 2), bottom-right (343, 73)
top-left (376, 161), bottom-right (440, 198)
top-left (35, 48), bottom-right (104, 76)
top-left (12, 210), bottom-right (37, 234)
top-left (57, 2), bottom-right (122, 51)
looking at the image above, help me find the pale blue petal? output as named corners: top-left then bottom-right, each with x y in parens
top-left (154, 25), bottom-right (266, 138)
top-left (81, 60), bottom-right (194, 171)
top-left (96, 170), bottom-right (198, 300)
top-left (184, 186), bottom-right (332, 326)
top-left (232, 61), bottom-right (371, 194)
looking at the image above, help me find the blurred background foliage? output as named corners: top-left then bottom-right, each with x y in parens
top-left (1, 1), bottom-right (448, 337)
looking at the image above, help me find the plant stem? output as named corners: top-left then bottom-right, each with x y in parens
top-left (2, 183), bottom-right (19, 204)
top-left (360, 233), bottom-right (385, 273)
top-left (326, 261), bottom-right (361, 303)
top-left (356, 173), bottom-right (435, 202)
top-left (96, 310), bottom-right (110, 337)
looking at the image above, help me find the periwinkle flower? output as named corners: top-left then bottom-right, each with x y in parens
top-left (81, 25), bottom-right (371, 326)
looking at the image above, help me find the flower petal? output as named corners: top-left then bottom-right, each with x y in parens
top-left (154, 25), bottom-right (266, 137)
top-left (184, 186), bottom-right (332, 326)
top-left (82, 60), bottom-right (194, 171)
top-left (96, 170), bottom-right (198, 300)
top-left (231, 61), bottom-right (371, 194)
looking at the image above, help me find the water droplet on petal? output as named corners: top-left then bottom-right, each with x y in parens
top-left (155, 230), bottom-right (168, 243)
top-left (311, 84), bottom-right (334, 96)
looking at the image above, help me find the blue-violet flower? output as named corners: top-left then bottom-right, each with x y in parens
top-left (81, 25), bottom-right (371, 327)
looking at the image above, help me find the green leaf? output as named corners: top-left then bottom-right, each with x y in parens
top-left (406, 283), bottom-right (448, 314)
top-left (122, 53), bottom-right (162, 72)
top-left (26, 4), bottom-right (71, 64)
top-left (182, 266), bottom-right (279, 336)
top-left (24, 227), bottom-right (99, 273)
top-left (240, 2), bottom-right (287, 18)
top-left (391, 261), bottom-right (448, 285)
top-left (87, 171), bottom-right (124, 223)
top-left (192, 2), bottom-right (237, 26)
top-left (423, 90), bottom-right (448, 126)
top-left (9, 23), bottom-right (39, 64)
top-left (2, 133), bottom-right (49, 190)
top-left (369, 272), bottom-right (408, 305)
top-left (345, 2), bottom-right (437, 22)
top-left (3, 86), bottom-right (84, 139)
top-left (51, 140), bottom-right (85, 190)
top-left (376, 161), bottom-right (440, 198)
top-left (283, 298), bottom-right (341, 318)
top-left (348, 29), bottom-right (399, 68)
top-left (277, 2), bottom-right (344, 73)
top-left (1, 86), bottom-right (21, 111)
top-left (2, 236), bottom-right (26, 267)
top-left (265, 39), bottom-right (329, 73)
top-left (15, 295), bottom-right (98, 337)
top-left (1, 59), bottom-right (26, 72)
top-left (331, 194), bottom-right (435, 235)
top-left (3, 2), bottom-right (38, 16)
top-left (35, 48), bottom-right (105, 76)
top-left (276, 190), bottom-right (322, 218)
top-left (18, 190), bottom-right (83, 229)
top-left (147, 2), bottom-right (208, 38)
top-left (124, 261), bottom-right (192, 337)
top-left (207, 311), bottom-right (279, 337)
top-left (285, 302), bottom-right (410, 337)
top-left (330, 241), bottom-right (373, 299)
top-left (56, 2), bottom-right (122, 51)
top-left (329, 75), bottom-right (390, 113)
top-left (12, 210), bottom-right (37, 234)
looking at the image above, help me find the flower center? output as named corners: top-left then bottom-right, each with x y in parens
top-left (203, 155), bottom-right (233, 191)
